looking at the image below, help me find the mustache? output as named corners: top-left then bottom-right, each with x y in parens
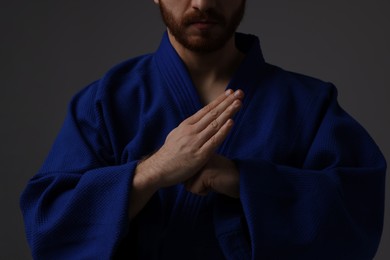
top-left (183, 9), bottom-right (226, 25)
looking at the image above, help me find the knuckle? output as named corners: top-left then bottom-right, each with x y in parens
top-left (180, 117), bottom-right (191, 126)
top-left (210, 109), bottom-right (219, 118)
top-left (210, 135), bottom-right (218, 146)
top-left (206, 176), bottom-right (214, 190)
top-left (188, 145), bottom-right (199, 155)
top-left (179, 124), bottom-right (196, 136)
top-left (192, 124), bottom-right (203, 133)
top-left (180, 118), bottom-right (188, 125)
top-left (185, 125), bottom-right (196, 135)
top-left (211, 120), bottom-right (219, 129)
top-left (204, 104), bottom-right (213, 113)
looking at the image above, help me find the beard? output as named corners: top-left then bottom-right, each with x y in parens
top-left (158, 1), bottom-right (246, 53)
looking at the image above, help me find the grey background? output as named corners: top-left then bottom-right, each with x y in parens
top-left (1, 0), bottom-right (388, 259)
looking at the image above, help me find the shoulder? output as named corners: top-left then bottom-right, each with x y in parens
top-left (72, 53), bottom-right (157, 106)
top-left (98, 54), bottom-right (156, 97)
top-left (104, 53), bottom-right (155, 80)
top-left (262, 63), bottom-right (337, 103)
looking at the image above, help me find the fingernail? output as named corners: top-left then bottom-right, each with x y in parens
top-left (225, 89), bottom-right (233, 96)
top-left (234, 90), bottom-right (241, 97)
top-left (233, 100), bottom-right (242, 108)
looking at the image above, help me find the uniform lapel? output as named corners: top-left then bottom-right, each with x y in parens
top-left (153, 31), bottom-right (267, 154)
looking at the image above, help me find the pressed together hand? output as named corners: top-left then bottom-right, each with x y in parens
top-left (130, 89), bottom-right (244, 219)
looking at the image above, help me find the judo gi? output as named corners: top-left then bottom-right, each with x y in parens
top-left (20, 32), bottom-right (387, 259)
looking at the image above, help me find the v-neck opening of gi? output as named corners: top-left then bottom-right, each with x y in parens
top-left (153, 31), bottom-right (267, 155)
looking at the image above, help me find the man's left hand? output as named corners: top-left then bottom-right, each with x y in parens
top-left (185, 154), bottom-right (240, 198)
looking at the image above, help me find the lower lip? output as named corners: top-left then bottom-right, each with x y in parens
top-left (191, 22), bottom-right (217, 30)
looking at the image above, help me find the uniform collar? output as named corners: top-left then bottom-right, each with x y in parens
top-left (153, 31), bottom-right (267, 117)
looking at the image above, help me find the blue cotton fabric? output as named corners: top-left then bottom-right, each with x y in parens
top-left (20, 32), bottom-right (386, 259)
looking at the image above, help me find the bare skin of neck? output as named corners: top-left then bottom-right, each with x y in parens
top-left (168, 31), bottom-right (245, 105)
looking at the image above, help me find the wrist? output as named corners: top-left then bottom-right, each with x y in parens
top-left (133, 155), bottom-right (164, 192)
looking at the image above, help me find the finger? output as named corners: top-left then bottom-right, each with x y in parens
top-left (185, 174), bottom-right (210, 196)
top-left (196, 99), bottom-right (242, 146)
top-left (195, 89), bottom-right (244, 131)
top-left (184, 89), bottom-right (234, 125)
top-left (200, 118), bottom-right (234, 153)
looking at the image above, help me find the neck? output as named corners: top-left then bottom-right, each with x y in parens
top-left (168, 31), bottom-right (244, 103)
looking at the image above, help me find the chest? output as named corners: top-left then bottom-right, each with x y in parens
top-left (194, 80), bottom-right (230, 105)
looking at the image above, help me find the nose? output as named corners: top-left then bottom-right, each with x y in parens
top-left (191, 0), bottom-right (217, 11)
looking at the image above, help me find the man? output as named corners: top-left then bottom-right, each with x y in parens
top-left (20, 0), bottom-right (386, 259)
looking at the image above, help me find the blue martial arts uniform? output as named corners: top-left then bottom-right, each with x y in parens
top-left (20, 32), bottom-right (386, 259)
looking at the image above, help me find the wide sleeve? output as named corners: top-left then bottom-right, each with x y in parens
top-left (20, 83), bottom-right (136, 259)
top-left (214, 89), bottom-right (387, 260)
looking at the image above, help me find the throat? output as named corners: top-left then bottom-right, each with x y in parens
top-left (179, 37), bottom-right (245, 105)
top-left (194, 79), bottom-right (230, 105)
top-left (189, 52), bottom-right (244, 105)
